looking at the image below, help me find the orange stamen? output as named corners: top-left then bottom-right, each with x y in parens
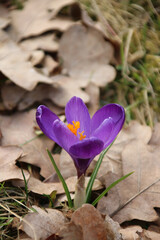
top-left (79, 131), bottom-right (86, 141)
top-left (67, 121), bottom-right (80, 136)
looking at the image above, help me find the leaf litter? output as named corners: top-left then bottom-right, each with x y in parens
top-left (0, 0), bottom-right (160, 239)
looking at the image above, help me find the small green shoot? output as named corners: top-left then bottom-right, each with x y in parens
top-left (85, 140), bottom-right (115, 203)
top-left (47, 149), bottom-right (73, 208)
top-left (21, 168), bottom-right (29, 203)
top-left (92, 171), bottom-right (134, 206)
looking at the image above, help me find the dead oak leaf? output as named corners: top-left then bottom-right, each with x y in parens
top-left (59, 204), bottom-right (120, 240)
top-left (19, 34), bottom-right (59, 52)
top-left (0, 30), bottom-right (53, 91)
top-left (22, 206), bottom-right (66, 240)
top-left (59, 24), bottom-right (116, 87)
top-left (15, 78), bottom-right (89, 110)
top-left (0, 109), bottom-right (54, 178)
top-left (26, 176), bottom-right (102, 195)
top-left (98, 139), bottom-right (160, 224)
top-left (0, 146), bottom-right (29, 182)
top-left (11, 0), bottom-right (75, 40)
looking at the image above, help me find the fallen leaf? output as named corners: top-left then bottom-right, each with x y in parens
top-left (27, 176), bottom-right (103, 195)
top-left (29, 50), bottom-right (44, 66)
top-left (14, 78), bottom-right (89, 110)
top-left (59, 204), bottom-right (121, 240)
top-left (119, 225), bottom-right (143, 240)
top-left (0, 4), bottom-right (10, 29)
top-left (106, 120), bottom-right (152, 161)
top-left (11, 0), bottom-right (75, 40)
top-left (0, 146), bottom-right (29, 182)
top-left (22, 206), bottom-right (66, 240)
top-left (85, 82), bottom-right (100, 116)
top-left (137, 229), bottom-right (160, 240)
top-left (1, 83), bottom-right (26, 110)
top-left (0, 30), bottom-right (54, 91)
top-left (19, 34), bottom-right (59, 52)
top-left (43, 55), bottom-right (59, 75)
top-left (59, 24), bottom-right (116, 87)
top-left (97, 130), bottom-right (160, 224)
top-left (0, 109), bottom-right (54, 178)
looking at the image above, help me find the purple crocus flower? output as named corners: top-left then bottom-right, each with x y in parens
top-left (36, 96), bottom-right (125, 178)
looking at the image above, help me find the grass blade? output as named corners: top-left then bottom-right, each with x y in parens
top-left (85, 140), bottom-right (115, 203)
top-left (92, 171), bottom-right (134, 206)
top-left (47, 149), bottom-right (73, 208)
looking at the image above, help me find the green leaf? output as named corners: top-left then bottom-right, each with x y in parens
top-left (85, 140), bottom-right (115, 203)
top-left (92, 171), bottom-right (134, 206)
top-left (47, 149), bottom-right (73, 208)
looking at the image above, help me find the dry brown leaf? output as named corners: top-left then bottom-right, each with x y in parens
top-left (119, 225), bottom-right (143, 240)
top-left (12, 79), bottom-right (89, 110)
top-left (0, 146), bottom-right (29, 182)
top-left (27, 176), bottom-right (102, 195)
top-left (0, 30), bottom-right (54, 91)
top-left (98, 133), bottom-right (160, 224)
top-left (1, 83), bottom-right (26, 110)
top-left (0, 4), bottom-right (10, 29)
top-left (19, 34), bottom-right (59, 52)
top-left (43, 55), bottom-right (59, 75)
top-left (59, 204), bottom-right (121, 240)
top-left (89, 121), bottom-right (152, 179)
top-left (106, 120), bottom-right (152, 161)
top-left (137, 229), bottom-right (160, 240)
top-left (11, 0), bottom-right (75, 40)
top-left (0, 109), bottom-right (54, 178)
top-left (22, 206), bottom-right (66, 240)
top-left (149, 122), bottom-right (160, 145)
top-left (59, 23), bottom-right (116, 87)
top-left (59, 149), bottom-right (76, 179)
top-left (29, 50), bottom-right (44, 66)
top-left (85, 82), bottom-right (100, 116)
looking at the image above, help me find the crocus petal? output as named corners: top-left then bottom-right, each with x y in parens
top-left (65, 96), bottom-right (91, 137)
top-left (91, 104), bottom-right (125, 146)
top-left (69, 137), bottom-right (104, 177)
top-left (69, 137), bottom-right (104, 159)
top-left (36, 105), bottom-right (59, 142)
top-left (92, 117), bottom-right (115, 148)
top-left (52, 119), bottom-right (79, 152)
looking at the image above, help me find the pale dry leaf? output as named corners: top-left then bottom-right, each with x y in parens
top-left (16, 233), bottom-right (32, 240)
top-left (50, 75), bottom-right (90, 107)
top-left (0, 30), bottom-right (54, 91)
top-left (59, 149), bottom-right (76, 179)
top-left (0, 109), bottom-right (54, 178)
top-left (106, 120), bottom-right (152, 161)
top-left (59, 24), bottom-right (116, 87)
top-left (105, 215), bottom-right (122, 240)
top-left (11, 0), bottom-right (75, 40)
top-left (0, 146), bottom-right (29, 182)
top-left (22, 206), bottom-right (66, 240)
top-left (98, 137), bottom-right (160, 224)
top-left (59, 204), bottom-right (108, 240)
top-left (1, 83), bottom-right (26, 110)
top-left (149, 122), bottom-right (160, 145)
top-left (15, 79), bottom-right (89, 110)
top-left (137, 229), bottom-right (160, 240)
top-left (27, 176), bottom-right (103, 195)
top-left (43, 55), bottom-right (59, 75)
top-left (90, 121), bottom-right (152, 179)
top-left (48, 0), bottom-right (77, 18)
top-left (19, 34), bottom-right (59, 52)
top-left (119, 225), bottom-right (143, 240)
top-left (29, 50), bottom-right (44, 66)
top-left (85, 82), bottom-right (100, 116)
top-left (0, 5), bottom-right (10, 29)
